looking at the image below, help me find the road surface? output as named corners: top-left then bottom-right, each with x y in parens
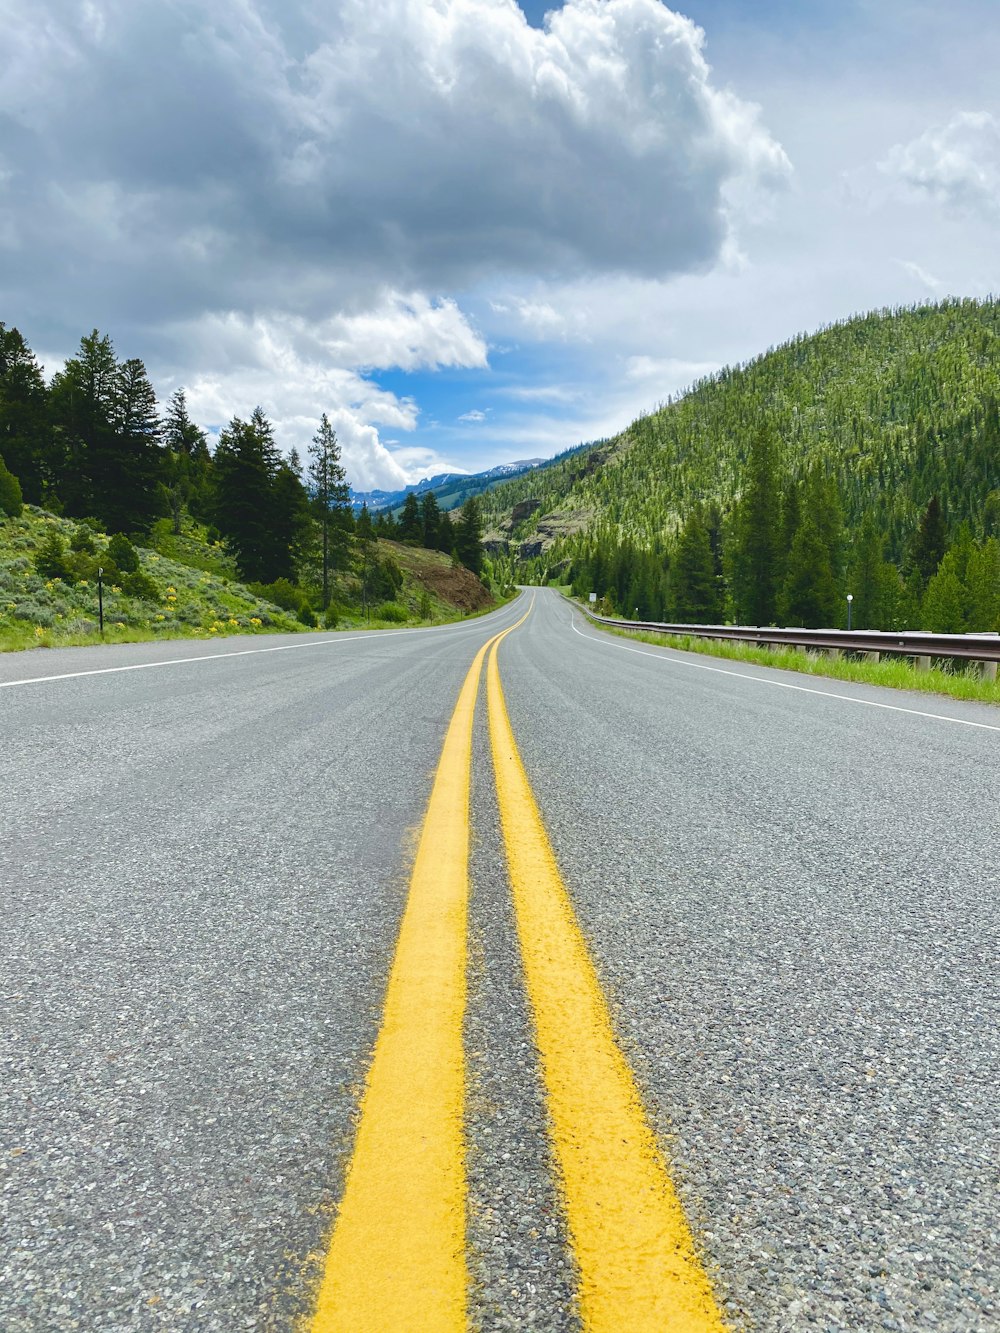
top-left (1, 589), bottom-right (997, 1330)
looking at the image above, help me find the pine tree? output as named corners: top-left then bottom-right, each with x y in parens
top-left (0, 324), bottom-right (50, 504)
top-left (454, 495), bottom-right (484, 575)
top-left (212, 409), bottom-right (290, 583)
top-left (398, 491), bottom-right (421, 541)
top-left (437, 509), bottom-right (455, 555)
top-left (107, 357), bottom-right (164, 532)
top-left (848, 515), bottom-right (887, 630)
top-left (965, 538), bottom-right (1000, 631)
top-left (922, 552), bottom-right (967, 632)
top-left (0, 452), bottom-right (23, 517)
top-left (420, 492), bottom-right (441, 549)
top-left (48, 330), bottom-right (120, 518)
top-left (727, 427), bottom-right (782, 624)
top-left (356, 503), bottom-right (376, 618)
top-left (910, 495), bottom-right (947, 584)
top-left (162, 389), bottom-right (212, 527)
top-left (308, 414), bottom-right (349, 608)
top-left (673, 509), bottom-right (721, 622)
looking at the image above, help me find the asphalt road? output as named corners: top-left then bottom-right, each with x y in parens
top-left (2, 589), bottom-right (997, 1331)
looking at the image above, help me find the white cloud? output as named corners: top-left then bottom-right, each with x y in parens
top-left (1, 0), bottom-right (789, 326)
top-left (0, 0), bottom-right (789, 486)
top-left (880, 111), bottom-right (1000, 219)
top-left (318, 294), bottom-right (487, 372)
top-left (162, 310), bottom-right (472, 490)
top-left (458, 409), bottom-right (487, 422)
top-left (894, 259), bottom-right (944, 293)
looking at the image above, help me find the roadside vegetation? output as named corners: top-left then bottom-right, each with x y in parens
top-left (483, 298), bottom-right (1000, 638)
top-left (0, 321), bottom-right (506, 652)
top-left (594, 619), bottom-right (1000, 707)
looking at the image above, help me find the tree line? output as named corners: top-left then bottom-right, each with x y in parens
top-left (0, 323), bottom-right (485, 609)
top-left (561, 426), bottom-right (1000, 633)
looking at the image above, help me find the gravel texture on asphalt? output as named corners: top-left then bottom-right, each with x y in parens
top-left (4, 591), bottom-right (998, 1332)
top-left (497, 590), bottom-right (999, 1333)
top-left (465, 677), bottom-right (580, 1332)
top-left (0, 609), bottom-right (526, 1331)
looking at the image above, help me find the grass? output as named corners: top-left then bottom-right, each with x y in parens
top-left (587, 616), bottom-right (1000, 708)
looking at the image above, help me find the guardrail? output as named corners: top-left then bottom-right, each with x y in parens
top-left (582, 607), bottom-right (1000, 676)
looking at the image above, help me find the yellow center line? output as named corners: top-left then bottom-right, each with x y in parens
top-left (310, 607), bottom-right (531, 1332)
top-left (486, 635), bottom-right (729, 1333)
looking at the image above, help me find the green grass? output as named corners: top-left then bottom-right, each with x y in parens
top-left (586, 614), bottom-right (1000, 707)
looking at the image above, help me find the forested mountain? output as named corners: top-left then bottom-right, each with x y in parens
top-left (481, 298), bottom-right (1000, 632)
top-left (350, 458), bottom-right (546, 515)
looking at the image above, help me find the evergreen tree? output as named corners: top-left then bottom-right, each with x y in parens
top-left (922, 552), bottom-right (967, 632)
top-left (0, 324), bottom-right (50, 504)
top-left (49, 330), bottom-right (120, 518)
top-left (107, 357), bottom-right (164, 532)
top-left (673, 509), bottom-right (721, 622)
top-left (965, 537), bottom-right (1000, 631)
top-left (163, 388), bottom-right (207, 457)
top-left (420, 492), bottom-right (441, 549)
top-left (778, 468), bottom-right (844, 627)
top-left (162, 388), bottom-right (212, 526)
top-left (356, 503), bottom-right (376, 617)
top-left (0, 452), bottom-right (23, 517)
top-left (781, 513), bottom-right (839, 626)
top-left (437, 509), bottom-right (455, 555)
top-left (454, 495), bottom-right (484, 575)
top-left (727, 427), bottom-right (782, 624)
top-left (271, 460), bottom-right (312, 582)
top-left (308, 413), bottom-right (350, 608)
top-left (910, 495), bottom-right (947, 584)
top-left (848, 515), bottom-right (887, 630)
top-left (398, 491), bottom-right (421, 541)
top-left (212, 408), bottom-right (290, 582)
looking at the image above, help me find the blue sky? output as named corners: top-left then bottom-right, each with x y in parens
top-left (3, 1), bottom-right (999, 488)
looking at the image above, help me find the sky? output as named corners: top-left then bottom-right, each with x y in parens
top-left (3, 1), bottom-right (999, 491)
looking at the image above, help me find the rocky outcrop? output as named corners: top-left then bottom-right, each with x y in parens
top-left (511, 497), bottom-right (542, 526)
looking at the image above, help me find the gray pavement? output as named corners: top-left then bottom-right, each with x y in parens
top-left (2, 589), bottom-right (998, 1330)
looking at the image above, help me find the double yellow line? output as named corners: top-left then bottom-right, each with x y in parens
top-left (310, 605), bottom-right (727, 1332)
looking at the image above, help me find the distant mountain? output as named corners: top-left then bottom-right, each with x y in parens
top-left (350, 459), bottom-right (546, 514)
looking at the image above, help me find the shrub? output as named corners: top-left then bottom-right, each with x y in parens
top-left (70, 525), bottom-right (98, 554)
top-left (14, 601), bottom-right (56, 627)
top-left (297, 603), bottom-right (317, 627)
top-left (35, 532), bottom-right (73, 580)
top-left (247, 577), bottom-right (300, 611)
top-left (0, 458), bottom-right (23, 518)
top-left (324, 604), bottom-right (340, 629)
top-left (381, 556), bottom-right (403, 592)
top-left (418, 590), bottom-right (433, 620)
top-left (107, 533), bottom-right (140, 573)
top-left (122, 569), bottom-right (160, 600)
top-left (66, 551), bottom-right (106, 584)
top-left (377, 601), bottom-right (408, 623)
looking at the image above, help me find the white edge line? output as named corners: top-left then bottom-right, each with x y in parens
top-left (571, 617), bottom-right (1000, 735)
top-left (0, 605), bottom-right (523, 692)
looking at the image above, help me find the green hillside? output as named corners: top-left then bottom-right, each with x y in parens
top-left (0, 509), bottom-right (499, 653)
top-left (482, 298), bottom-right (1000, 631)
